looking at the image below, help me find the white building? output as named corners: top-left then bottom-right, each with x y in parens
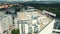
top-left (0, 14), bottom-right (13, 34)
top-left (14, 9), bottom-right (56, 34)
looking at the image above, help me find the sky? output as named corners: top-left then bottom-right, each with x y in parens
top-left (0, 0), bottom-right (60, 1)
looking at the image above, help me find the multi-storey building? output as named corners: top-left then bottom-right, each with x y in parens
top-left (0, 14), bottom-right (13, 34)
top-left (14, 8), bottom-right (56, 34)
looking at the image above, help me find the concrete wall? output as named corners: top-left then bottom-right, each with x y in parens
top-left (39, 19), bottom-right (55, 34)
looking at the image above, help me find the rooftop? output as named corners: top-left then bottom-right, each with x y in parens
top-left (18, 9), bottom-right (53, 33)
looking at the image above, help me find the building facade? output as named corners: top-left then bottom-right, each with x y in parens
top-left (14, 8), bottom-right (56, 34)
top-left (0, 14), bottom-right (13, 34)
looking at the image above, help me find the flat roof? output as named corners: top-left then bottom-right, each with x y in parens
top-left (18, 9), bottom-right (53, 34)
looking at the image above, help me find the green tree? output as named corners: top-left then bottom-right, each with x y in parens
top-left (11, 29), bottom-right (20, 34)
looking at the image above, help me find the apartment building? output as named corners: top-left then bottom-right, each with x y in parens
top-left (0, 13), bottom-right (13, 34)
top-left (14, 8), bottom-right (56, 34)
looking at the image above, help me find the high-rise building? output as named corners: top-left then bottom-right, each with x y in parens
top-left (14, 8), bottom-right (56, 34)
top-left (0, 14), bottom-right (13, 34)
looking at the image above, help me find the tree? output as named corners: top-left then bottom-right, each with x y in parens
top-left (11, 29), bottom-right (20, 34)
